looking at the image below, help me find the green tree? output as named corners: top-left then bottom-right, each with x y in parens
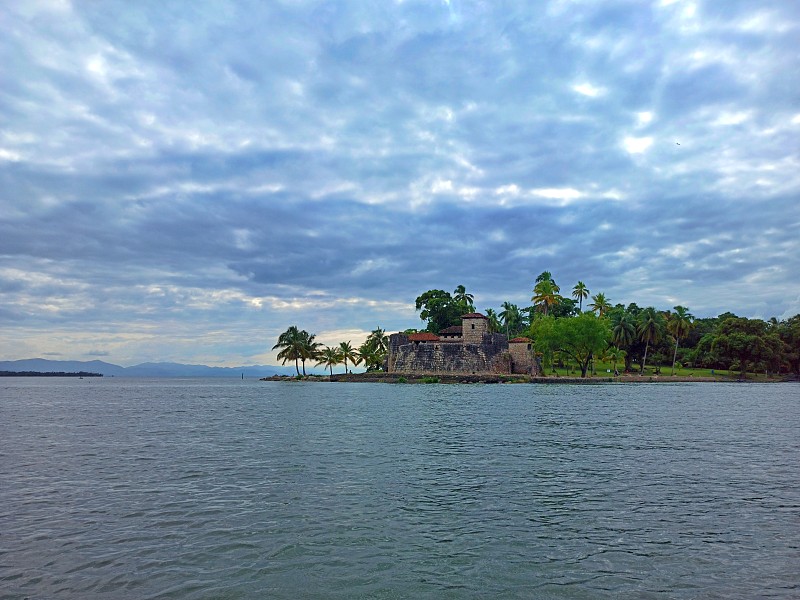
top-left (531, 313), bottom-right (611, 377)
top-left (535, 271), bottom-right (560, 292)
top-left (712, 317), bottom-right (785, 379)
top-left (484, 308), bottom-right (501, 333)
top-left (272, 325), bottom-right (305, 376)
top-left (365, 327), bottom-right (389, 354)
top-left (667, 305), bottom-right (694, 375)
top-left (637, 307), bottom-right (665, 374)
top-left (499, 302), bottom-right (523, 337)
top-left (415, 289), bottom-right (463, 333)
top-left (605, 346), bottom-right (626, 375)
top-left (778, 315), bottom-right (800, 377)
top-left (572, 281), bottom-right (589, 312)
top-left (316, 346), bottom-right (343, 376)
top-left (453, 285), bottom-right (475, 313)
top-left (299, 331), bottom-right (322, 376)
top-left (339, 341), bottom-right (361, 373)
top-left (589, 292), bottom-right (611, 317)
top-left (532, 279), bottom-right (561, 316)
top-left (611, 311), bottom-right (636, 349)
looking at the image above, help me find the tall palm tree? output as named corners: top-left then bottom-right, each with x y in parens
top-left (499, 302), bottom-right (521, 336)
top-left (667, 305), bottom-right (694, 375)
top-left (453, 285), bottom-right (475, 312)
top-left (365, 327), bottom-right (388, 354)
top-left (272, 325), bottom-right (305, 375)
top-left (611, 311), bottom-right (636, 348)
top-left (605, 346), bottom-right (626, 375)
top-left (298, 330), bottom-right (321, 376)
top-left (339, 341), bottom-right (361, 373)
top-left (572, 281), bottom-right (589, 312)
top-left (484, 308), bottom-right (501, 333)
top-left (532, 280), bottom-right (561, 316)
top-left (637, 307), bottom-right (665, 374)
top-left (316, 346), bottom-right (343, 377)
top-left (589, 293), bottom-right (611, 317)
top-left (535, 271), bottom-right (561, 293)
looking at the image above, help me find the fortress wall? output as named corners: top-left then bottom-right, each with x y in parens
top-left (391, 339), bottom-right (511, 374)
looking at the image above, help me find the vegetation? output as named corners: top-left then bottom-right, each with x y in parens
top-left (274, 271), bottom-right (800, 381)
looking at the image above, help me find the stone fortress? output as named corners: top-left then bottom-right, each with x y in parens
top-left (386, 313), bottom-right (539, 376)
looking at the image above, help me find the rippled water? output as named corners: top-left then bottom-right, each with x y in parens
top-left (1, 378), bottom-right (798, 599)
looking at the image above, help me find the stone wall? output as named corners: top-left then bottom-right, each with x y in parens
top-left (389, 333), bottom-right (510, 374)
top-left (509, 341), bottom-right (534, 375)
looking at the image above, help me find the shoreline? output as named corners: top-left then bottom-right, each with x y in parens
top-left (261, 373), bottom-right (792, 384)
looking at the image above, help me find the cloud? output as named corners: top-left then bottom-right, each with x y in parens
top-left (1, 0), bottom-right (799, 365)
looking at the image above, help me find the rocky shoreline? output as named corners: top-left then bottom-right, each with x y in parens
top-left (260, 372), bottom-right (733, 384)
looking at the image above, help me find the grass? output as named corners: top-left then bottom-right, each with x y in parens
top-left (546, 361), bottom-right (775, 380)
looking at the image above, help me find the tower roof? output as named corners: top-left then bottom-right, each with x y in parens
top-left (461, 312), bottom-right (487, 319)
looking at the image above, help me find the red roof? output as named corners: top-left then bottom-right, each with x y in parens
top-left (510, 337), bottom-right (531, 343)
top-left (461, 312), bottom-right (487, 319)
top-left (409, 332), bottom-right (440, 342)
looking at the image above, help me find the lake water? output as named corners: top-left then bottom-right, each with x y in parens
top-left (1, 378), bottom-right (798, 599)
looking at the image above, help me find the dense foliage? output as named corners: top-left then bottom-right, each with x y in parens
top-left (275, 273), bottom-right (799, 379)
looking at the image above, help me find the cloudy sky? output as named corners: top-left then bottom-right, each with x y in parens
top-left (2, 0), bottom-right (799, 367)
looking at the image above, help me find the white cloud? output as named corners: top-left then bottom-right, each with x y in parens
top-left (573, 83), bottom-right (605, 98)
top-left (623, 136), bottom-right (653, 154)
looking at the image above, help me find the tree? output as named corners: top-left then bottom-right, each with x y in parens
top-left (272, 325), bottom-right (305, 376)
top-left (339, 341), bottom-right (361, 373)
top-left (499, 302), bottom-right (523, 337)
top-left (415, 289), bottom-right (463, 333)
top-left (532, 279), bottom-right (561, 316)
top-left (605, 346), bottom-right (626, 375)
top-left (531, 313), bottom-right (611, 377)
top-left (637, 307), bottom-right (665, 374)
top-left (365, 327), bottom-right (388, 354)
top-left (453, 285), bottom-right (475, 313)
top-left (611, 311), bottom-right (636, 349)
top-left (589, 293), bottom-right (611, 317)
top-left (572, 281), bottom-right (589, 312)
top-left (316, 346), bottom-right (343, 376)
top-left (484, 308), bottom-right (501, 333)
top-left (535, 271), bottom-right (560, 292)
top-left (778, 315), bottom-right (800, 377)
top-left (359, 328), bottom-right (389, 371)
top-left (712, 317), bottom-right (784, 379)
top-left (667, 305), bottom-right (694, 375)
top-left (298, 331), bottom-right (321, 376)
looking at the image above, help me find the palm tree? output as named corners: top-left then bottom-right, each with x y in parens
top-left (499, 302), bottom-right (522, 336)
top-left (535, 271), bottom-right (561, 293)
top-left (532, 280), bottom-right (561, 316)
top-left (316, 346), bottom-right (343, 377)
top-left (365, 327), bottom-right (388, 354)
top-left (667, 305), bottom-right (694, 375)
top-left (272, 325), bottom-right (305, 375)
top-left (339, 341), bottom-right (361, 373)
top-left (299, 331), bottom-right (322, 376)
top-left (484, 308), bottom-right (501, 333)
top-left (611, 311), bottom-right (636, 349)
top-left (453, 285), bottom-right (475, 312)
top-left (637, 307), bottom-right (665, 374)
top-left (572, 281), bottom-right (589, 312)
top-left (605, 346), bottom-right (626, 375)
top-left (589, 293), bottom-right (611, 317)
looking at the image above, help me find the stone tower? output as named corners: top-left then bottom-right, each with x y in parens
top-left (461, 313), bottom-right (488, 345)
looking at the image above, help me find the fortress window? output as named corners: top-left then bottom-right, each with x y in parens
top-left (471, 324), bottom-right (475, 329)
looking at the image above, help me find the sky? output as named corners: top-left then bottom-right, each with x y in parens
top-left (1, 0), bottom-right (799, 367)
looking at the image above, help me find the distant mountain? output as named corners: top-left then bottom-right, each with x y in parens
top-left (0, 358), bottom-right (300, 377)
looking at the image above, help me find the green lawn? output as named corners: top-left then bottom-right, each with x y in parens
top-left (545, 361), bottom-right (773, 380)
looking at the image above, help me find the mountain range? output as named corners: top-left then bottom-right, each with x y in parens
top-left (0, 358), bottom-right (300, 377)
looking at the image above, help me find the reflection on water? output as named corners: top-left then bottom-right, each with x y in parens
top-left (1, 379), bottom-right (798, 599)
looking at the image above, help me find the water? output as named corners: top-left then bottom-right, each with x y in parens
top-left (1, 378), bottom-right (798, 599)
